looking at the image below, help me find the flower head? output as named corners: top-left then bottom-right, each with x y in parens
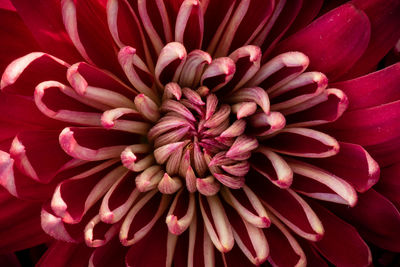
top-left (1, 0), bottom-right (400, 266)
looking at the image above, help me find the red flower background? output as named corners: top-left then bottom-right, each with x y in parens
top-left (0, 0), bottom-right (400, 266)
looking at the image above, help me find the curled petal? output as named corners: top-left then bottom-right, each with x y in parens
top-left (166, 190), bottom-right (195, 235)
top-left (199, 194), bottom-right (234, 252)
top-left (201, 57), bottom-right (235, 92)
top-left (120, 190), bottom-right (171, 246)
top-left (155, 42), bottom-right (187, 86)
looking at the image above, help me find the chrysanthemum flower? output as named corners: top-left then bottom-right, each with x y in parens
top-left (1, 0), bottom-right (400, 266)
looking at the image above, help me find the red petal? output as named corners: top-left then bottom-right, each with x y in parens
top-left (328, 189), bottom-right (400, 252)
top-left (0, 8), bottom-right (39, 75)
top-left (341, 0), bottom-right (400, 79)
top-left (89, 236), bottom-right (128, 267)
top-left (106, 0), bottom-right (148, 60)
top-left (51, 161), bottom-right (124, 224)
top-left (248, 170), bottom-right (324, 241)
top-left (284, 0), bottom-right (324, 37)
top-left (264, 217), bottom-right (306, 267)
top-left (0, 187), bottom-right (50, 253)
top-left (0, 93), bottom-right (67, 130)
top-left (10, 0), bottom-right (83, 63)
top-left (36, 241), bottom-right (93, 267)
top-left (309, 201), bottom-right (372, 267)
top-left (262, 128), bottom-right (339, 158)
top-left (125, 219), bottom-right (178, 267)
top-left (375, 163), bottom-right (400, 210)
top-left (304, 142), bottom-right (379, 193)
top-left (9, 130), bottom-right (73, 183)
top-left (258, 0), bottom-right (303, 59)
top-left (272, 3), bottom-right (371, 80)
top-left (326, 100), bottom-right (400, 147)
top-left (332, 62), bottom-right (400, 110)
top-left (0, 151), bottom-right (59, 200)
top-left (1, 53), bottom-right (69, 97)
top-left (61, 0), bottom-right (124, 77)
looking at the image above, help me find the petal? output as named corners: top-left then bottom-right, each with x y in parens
top-left (166, 189), bottom-right (195, 235)
top-left (199, 194), bottom-right (234, 252)
top-left (224, 204), bottom-right (269, 265)
top-left (374, 163), bottom-right (400, 209)
top-left (0, 188), bottom-right (50, 253)
top-left (106, 0), bottom-right (148, 61)
top-left (100, 172), bottom-right (140, 224)
top-left (309, 201), bottom-right (372, 267)
top-left (262, 128), bottom-right (339, 158)
top-left (36, 241), bottom-right (93, 267)
top-left (264, 216), bottom-right (307, 267)
top-left (125, 219), bottom-right (178, 267)
top-left (272, 3), bottom-right (371, 80)
top-left (9, 130), bottom-right (73, 183)
top-left (61, 0), bottom-right (123, 76)
top-left (59, 127), bottom-right (141, 161)
top-left (175, 0), bottom-right (204, 51)
top-left (51, 162), bottom-right (125, 224)
top-left (10, 0), bottom-right (82, 63)
top-left (256, 0), bottom-right (303, 59)
top-left (120, 191), bottom-right (171, 246)
top-left (342, 0), bottom-right (400, 79)
top-left (0, 8), bottom-right (39, 75)
top-left (304, 142), bottom-right (379, 192)
top-left (327, 189), bottom-right (400, 252)
top-left (288, 159), bottom-right (358, 207)
top-left (248, 170), bottom-right (324, 241)
top-left (325, 100), bottom-right (400, 147)
top-left (212, 0), bottom-right (274, 57)
top-left (331, 62), bottom-right (400, 110)
top-left (89, 236), bottom-right (128, 267)
top-left (250, 147), bottom-right (293, 188)
top-left (1, 52), bottom-right (69, 97)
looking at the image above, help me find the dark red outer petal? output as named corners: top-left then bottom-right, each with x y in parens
top-left (284, 0), bottom-right (324, 37)
top-left (326, 189), bottom-right (400, 252)
top-left (303, 142), bottom-right (379, 193)
top-left (272, 3), bottom-right (371, 81)
top-left (374, 163), bottom-right (400, 210)
top-left (10, 0), bottom-right (83, 63)
top-left (90, 236), bottom-right (128, 267)
top-left (324, 100), bottom-right (400, 147)
top-left (309, 200), bottom-right (372, 267)
top-left (331, 62), bottom-right (400, 111)
top-left (340, 0), bottom-right (400, 79)
top-left (0, 8), bottom-right (39, 75)
top-left (36, 241), bottom-right (94, 267)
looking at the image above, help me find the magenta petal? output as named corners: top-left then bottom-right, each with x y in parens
top-left (248, 170), bottom-right (324, 241)
top-left (331, 63), bottom-right (400, 110)
top-left (0, 187), bottom-right (50, 253)
top-left (61, 0), bottom-right (123, 76)
top-left (375, 163), bottom-right (400, 210)
top-left (326, 100), bottom-right (400, 147)
top-left (264, 218), bottom-right (306, 267)
top-left (0, 8), bottom-right (39, 75)
top-left (10, 0), bottom-right (83, 63)
top-left (258, 0), bottom-right (303, 59)
top-left (272, 3), bottom-right (371, 80)
top-left (125, 219), bottom-right (177, 267)
top-left (1, 52), bottom-right (69, 97)
top-left (89, 236), bottom-right (128, 267)
top-left (9, 130), bottom-right (73, 183)
top-left (36, 241), bottom-right (93, 267)
top-left (309, 201), bottom-right (372, 267)
top-left (341, 0), bottom-right (400, 79)
top-left (328, 189), bottom-right (400, 252)
top-left (0, 93), bottom-right (67, 130)
top-left (304, 142), bottom-right (379, 193)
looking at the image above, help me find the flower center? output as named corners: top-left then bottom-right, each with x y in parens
top-left (148, 82), bottom-right (258, 195)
